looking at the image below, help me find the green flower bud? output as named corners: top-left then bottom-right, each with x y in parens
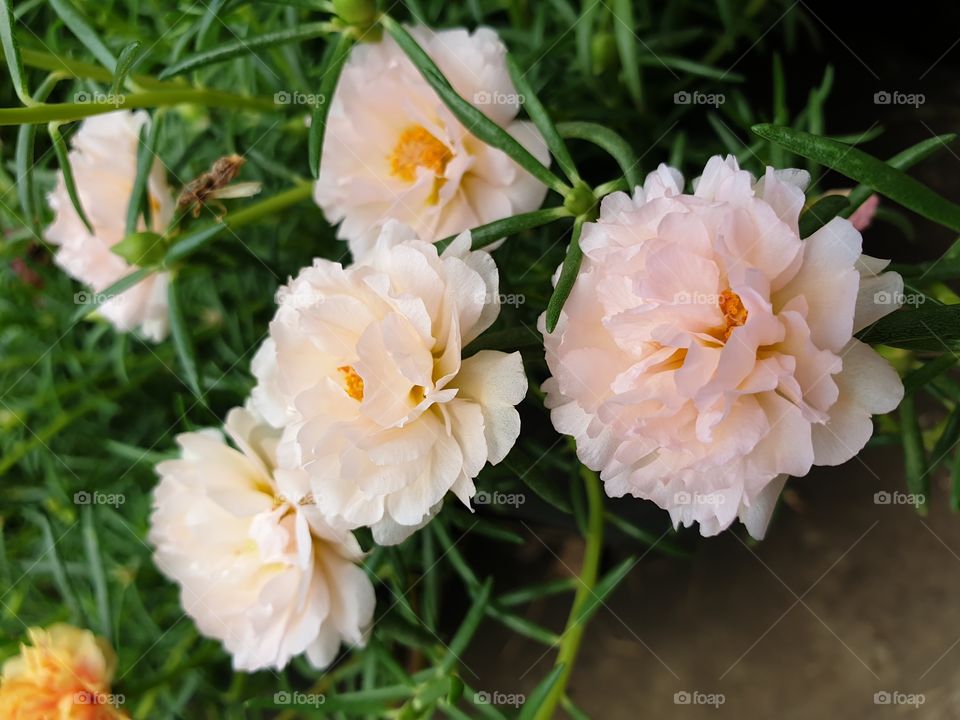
top-left (111, 231), bottom-right (166, 267)
top-left (333, 0), bottom-right (377, 26)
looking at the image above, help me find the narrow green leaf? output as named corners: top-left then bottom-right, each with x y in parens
top-left (604, 511), bottom-right (689, 558)
top-left (857, 305), bottom-right (960, 351)
top-left (557, 121), bottom-right (641, 188)
top-left (498, 577), bottom-right (578, 607)
top-left (520, 459), bottom-right (574, 513)
top-left (49, 0), bottom-right (117, 72)
top-left (432, 522), bottom-right (480, 588)
top-left (561, 695), bottom-right (591, 720)
top-left (441, 578), bottom-right (492, 672)
top-left (610, 0), bottom-right (642, 105)
top-left (437, 206), bottom-right (571, 253)
top-left (506, 55), bottom-right (579, 184)
top-left (381, 15), bottom-right (567, 195)
top-left (30, 512), bottom-right (82, 622)
top-left (845, 133), bottom-right (957, 218)
top-left (931, 404), bottom-right (960, 474)
top-left (72, 267), bottom-right (153, 321)
top-left (636, 53), bottom-right (743, 81)
top-left (485, 604), bottom-right (561, 645)
top-left (571, 555), bottom-right (636, 627)
top-left (111, 41), bottom-right (142, 96)
top-left (310, 32), bottom-right (353, 179)
top-left (16, 73), bottom-right (62, 234)
top-left (81, 506), bottom-right (111, 642)
top-left (517, 664), bottom-right (566, 720)
top-left (159, 22), bottom-right (332, 79)
top-left (900, 393), bottom-right (928, 514)
top-left (126, 113), bottom-right (163, 236)
top-left (0, 0), bottom-right (30, 104)
top-left (248, 685), bottom-right (414, 713)
top-left (752, 124), bottom-right (960, 232)
top-left (48, 121), bottom-right (94, 234)
top-left (167, 279), bottom-right (202, 399)
top-left (903, 353), bottom-right (957, 395)
top-left (421, 529), bottom-right (439, 631)
top-left (798, 195), bottom-right (849, 238)
top-left (545, 215), bottom-right (586, 332)
top-left (575, 0), bottom-right (599, 78)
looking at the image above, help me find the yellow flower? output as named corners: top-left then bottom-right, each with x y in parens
top-left (0, 624), bottom-right (127, 719)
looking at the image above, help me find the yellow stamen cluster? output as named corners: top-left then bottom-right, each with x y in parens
top-left (718, 289), bottom-right (748, 341)
top-left (338, 366), bottom-right (365, 401)
top-left (389, 125), bottom-right (453, 203)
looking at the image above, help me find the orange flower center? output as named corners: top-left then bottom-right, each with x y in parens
top-left (718, 289), bottom-right (748, 341)
top-left (389, 126), bottom-right (452, 204)
top-left (338, 366), bottom-right (364, 401)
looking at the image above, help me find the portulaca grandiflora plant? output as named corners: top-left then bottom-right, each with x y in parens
top-left (1, 0), bottom-right (959, 717)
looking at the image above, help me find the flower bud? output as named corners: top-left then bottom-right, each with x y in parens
top-left (111, 231), bottom-right (166, 266)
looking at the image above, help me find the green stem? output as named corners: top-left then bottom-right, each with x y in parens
top-left (0, 88), bottom-right (281, 125)
top-left (14, 46), bottom-right (182, 88)
top-left (534, 465), bottom-right (604, 720)
top-left (557, 121), bottom-right (642, 189)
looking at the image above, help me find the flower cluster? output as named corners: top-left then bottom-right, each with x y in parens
top-left (38, 19), bottom-right (907, 678)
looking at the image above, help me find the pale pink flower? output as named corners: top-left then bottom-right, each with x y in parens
top-left (250, 221), bottom-right (528, 545)
top-left (314, 26), bottom-right (549, 256)
top-left (542, 156), bottom-right (904, 538)
top-left (150, 408), bottom-right (375, 671)
top-left (45, 111), bottom-right (174, 341)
